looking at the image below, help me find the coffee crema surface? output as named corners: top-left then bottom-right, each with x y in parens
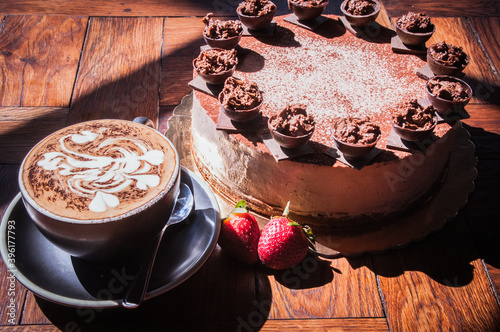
top-left (21, 120), bottom-right (177, 221)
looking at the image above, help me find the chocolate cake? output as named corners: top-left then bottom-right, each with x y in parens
top-left (191, 16), bottom-right (456, 228)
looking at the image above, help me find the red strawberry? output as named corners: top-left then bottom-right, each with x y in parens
top-left (258, 202), bottom-right (314, 270)
top-left (218, 200), bottom-right (261, 264)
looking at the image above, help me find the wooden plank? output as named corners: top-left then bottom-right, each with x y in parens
top-left (425, 17), bottom-right (500, 104)
top-left (0, 164), bottom-right (28, 326)
top-left (19, 292), bottom-right (51, 325)
top-left (154, 246), bottom-right (260, 321)
top-left (485, 263), bottom-right (500, 305)
top-left (0, 16), bottom-right (87, 107)
top-left (261, 318), bottom-right (389, 331)
top-left (468, 17), bottom-right (500, 81)
top-left (161, 17), bottom-right (204, 107)
top-left (67, 17), bottom-right (163, 125)
top-left (464, 104), bottom-right (500, 135)
top-left (461, 156), bottom-right (500, 299)
top-left (462, 104), bottom-right (500, 161)
top-left (0, 0), bottom-right (220, 16)
top-left (0, 327), bottom-right (57, 332)
top-left (376, 1), bottom-right (393, 30)
top-left (382, 0), bottom-right (500, 17)
top-left (0, 107), bottom-right (69, 164)
top-left (0, 318), bottom-right (390, 331)
top-left (0, 0), bottom-right (339, 17)
top-left (375, 216), bottom-right (500, 331)
top-left (463, 104), bottom-right (500, 160)
top-left (265, 256), bottom-right (384, 319)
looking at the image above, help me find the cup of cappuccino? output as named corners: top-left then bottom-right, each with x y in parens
top-left (18, 119), bottom-right (180, 262)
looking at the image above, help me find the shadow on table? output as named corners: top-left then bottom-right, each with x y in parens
top-left (36, 246), bottom-right (274, 332)
top-left (346, 123), bottom-right (500, 283)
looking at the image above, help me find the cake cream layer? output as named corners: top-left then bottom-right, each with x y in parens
top-left (191, 16), bottom-right (456, 227)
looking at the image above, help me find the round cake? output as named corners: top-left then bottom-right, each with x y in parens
top-left (191, 16), bottom-right (456, 229)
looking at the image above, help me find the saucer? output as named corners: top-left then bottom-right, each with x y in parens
top-left (0, 167), bottom-right (220, 308)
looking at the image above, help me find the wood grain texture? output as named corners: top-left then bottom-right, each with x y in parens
top-left (19, 292), bottom-right (50, 325)
top-left (382, 0), bottom-right (500, 17)
top-left (0, 107), bottom-right (69, 164)
top-left (425, 17), bottom-right (500, 104)
top-left (0, 0), bottom-right (341, 17)
top-left (463, 107), bottom-right (500, 162)
top-left (0, 318), bottom-right (390, 332)
top-left (161, 17), bottom-right (205, 107)
top-left (67, 17), bottom-right (163, 125)
top-left (376, 1), bottom-right (393, 30)
top-left (265, 256), bottom-right (384, 319)
top-left (261, 318), bottom-right (390, 331)
top-left (463, 104), bottom-right (500, 135)
top-left (485, 262), bottom-right (500, 304)
top-left (468, 17), bottom-right (500, 81)
top-left (0, 16), bottom-right (87, 107)
top-left (375, 216), bottom-right (500, 332)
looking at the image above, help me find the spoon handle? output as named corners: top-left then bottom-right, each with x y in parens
top-left (122, 231), bottom-right (163, 309)
top-left (121, 183), bottom-right (193, 308)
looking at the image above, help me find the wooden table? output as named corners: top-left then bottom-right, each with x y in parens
top-left (1, 1), bottom-right (499, 331)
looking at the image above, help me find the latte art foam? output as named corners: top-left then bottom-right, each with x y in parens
top-left (37, 130), bottom-right (165, 213)
top-left (21, 120), bottom-right (177, 220)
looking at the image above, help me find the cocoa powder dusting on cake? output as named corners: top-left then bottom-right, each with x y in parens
top-left (195, 17), bottom-right (439, 162)
top-left (234, 19), bottom-right (426, 149)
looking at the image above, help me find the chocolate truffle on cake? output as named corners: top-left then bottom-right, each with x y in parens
top-left (194, 48), bottom-right (238, 84)
top-left (395, 11), bottom-right (435, 46)
top-left (393, 99), bottom-right (436, 130)
top-left (392, 99), bottom-right (437, 141)
top-left (237, 0), bottom-right (277, 30)
top-left (425, 76), bottom-right (472, 115)
top-left (427, 41), bottom-right (469, 75)
top-left (219, 77), bottom-right (263, 122)
top-left (202, 13), bottom-right (243, 49)
top-left (268, 104), bottom-right (315, 148)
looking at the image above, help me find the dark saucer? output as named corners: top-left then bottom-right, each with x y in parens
top-left (0, 167), bottom-right (220, 308)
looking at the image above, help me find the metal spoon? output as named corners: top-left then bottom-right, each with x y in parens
top-left (122, 183), bottom-right (194, 308)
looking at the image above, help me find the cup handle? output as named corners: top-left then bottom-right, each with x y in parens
top-left (133, 117), bottom-right (155, 129)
